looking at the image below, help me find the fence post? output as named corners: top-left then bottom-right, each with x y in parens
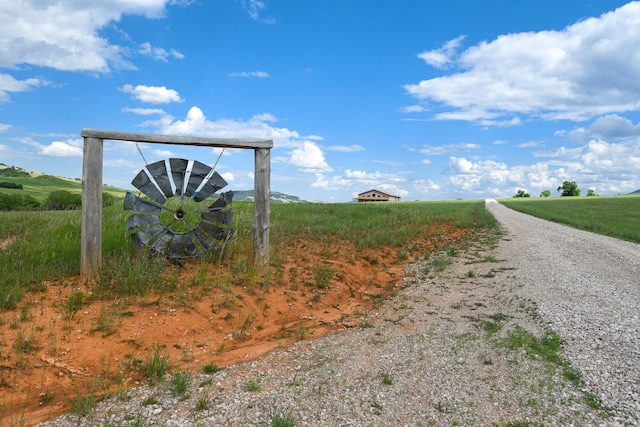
top-left (81, 137), bottom-right (103, 280)
top-left (253, 147), bottom-right (271, 271)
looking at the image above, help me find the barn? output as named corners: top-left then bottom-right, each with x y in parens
top-left (354, 189), bottom-right (401, 202)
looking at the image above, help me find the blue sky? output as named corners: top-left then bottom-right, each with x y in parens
top-left (1, 0), bottom-right (640, 202)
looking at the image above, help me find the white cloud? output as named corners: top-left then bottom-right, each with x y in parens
top-left (588, 114), bottom-right (640, 138)
top-left (40, 138), bottom-right (83, 157)
top-left (517, 141), bottom-right (545, 148)
top-left (405, 2), bottom-right (640, 123)
top-left (228, 71), bottom-right (270, 78)
top-left (220, 172), bottom-right (234, 183)
top-left (288, 141), bottom-right (333, 173)
top-left (326, 144), bottom-right (365, 153)
top-left (0, 1), bottom-right (181, 73)
top-left (120, 84), bottom-right (184, 104)
top-left (158, 106), bottom-right (305, 148)
top-left (138, 42), bottom-right (184, 62)
top-left (0, 73), bottom-right (47, 103)
top-left (239, 0), bottom-right (275, 24)
top-left (0, 123), bottom-right (11, 132)
top-left (417, 142), bottom-right (480, 156)
top-left (417, 36), bottom-right (466, 69)
top-left (122, 107), bottom-right (167, 116)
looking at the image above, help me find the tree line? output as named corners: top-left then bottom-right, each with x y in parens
top-left (514, 181), bottom-right (598, 198)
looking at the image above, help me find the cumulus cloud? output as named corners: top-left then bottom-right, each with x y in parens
top-left (557, 114), bottom-right (640, 144)
top-left (405, 2), bottom-right (640, 123)
top-left (159, 106), bottom-right (305, 147)
top-left (0, 1), bottom-right (184, 73)
top-left (40, 138), bottom-right (83, 157)
top-left (120, 84), bottom-right (184, 104)
top-left (288, 141), bottom-right (332, 173)
top-left (441, 134), bottom-right (640, 197)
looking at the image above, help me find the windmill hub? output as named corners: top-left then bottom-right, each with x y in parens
top-left (173, 208), bottom-right (186, 220)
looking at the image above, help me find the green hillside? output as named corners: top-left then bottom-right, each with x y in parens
top-left (0, 164), bottom-right (127, 203)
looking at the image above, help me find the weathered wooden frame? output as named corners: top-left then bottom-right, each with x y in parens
top-left (80, 128), bottom-right (273, 280)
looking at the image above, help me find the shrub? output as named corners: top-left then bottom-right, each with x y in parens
top-left (45, 190), bottom-right (82, 210)
top-left (0, 181), bottom-right (23, 189)
top-left (0, 193), bottom-right (41, 211)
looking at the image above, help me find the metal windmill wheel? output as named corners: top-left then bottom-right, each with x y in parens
top-left (124, 158), bottom-right (234, 260)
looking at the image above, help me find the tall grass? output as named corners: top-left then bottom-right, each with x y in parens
top-left (270, 200), bottom-right (495, 249)
top-left (0, 198), bottom-right (528, 312)
top-left (500, 195), bottom-right (640, 243)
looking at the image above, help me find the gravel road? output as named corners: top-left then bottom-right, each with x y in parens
top-left (38, 200), bottom-right (639, 427)
top-left (485, 199), bottom-right (640, 425)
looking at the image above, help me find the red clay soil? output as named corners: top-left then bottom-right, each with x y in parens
top-left (0, 223), bottom-right (470, 426)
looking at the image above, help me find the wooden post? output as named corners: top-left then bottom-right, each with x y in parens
top-left (81, 137), bottom-right (103, 280)
top-left (253, 147), bottom-right (271, 271)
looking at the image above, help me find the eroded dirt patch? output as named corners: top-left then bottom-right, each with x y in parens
top-left (0, 223), bottom-right (470, 426)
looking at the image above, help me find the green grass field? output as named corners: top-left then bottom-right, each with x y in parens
top-left (499, 195), bottom-right (640, 244)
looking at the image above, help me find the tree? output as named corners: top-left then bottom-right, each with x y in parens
top-left (557, 181), bottom-right (581, 197)
top-left (513, 189), bottom-right (530, 198)
top-left (540, 189), bottom-right (551, 197)
top-left (586, 189), bottom-right (598, 197)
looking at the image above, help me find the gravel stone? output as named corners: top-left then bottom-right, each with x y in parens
top-left (37, 200), bottom-right (639, 426)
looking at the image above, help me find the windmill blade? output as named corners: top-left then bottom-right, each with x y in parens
top-left (184, 160), bottom-right (212, 197)
top-left (207, 191), bottom-right (234, 211)
top-left (127, 214), bottom-right (162, 232)
top-left (201, 209), bottom-right (233, 225)
top-left (191, 227), bottom-right (219, 251)
top-left (193, 171), bottom-right (228, 202)
top-left (130, 224), bottom-right (166, 249)
top-left (167, 233), bottom-right (201, 258)
top-left (131, 169), bottom-right (166, 204)
top-left (123, 192), bottom-right (162, 214)
top-left (146, 160), bottom-right (173, 198)
top-left (169, 158), bottom-right (189, 196)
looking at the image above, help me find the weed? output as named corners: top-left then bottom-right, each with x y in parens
top-left (142, 396), bottom-right (159, 406)
top-left (143, 344), bottom-right (170, 384)
top-left (39, 391), bottom-right (55, 405)
top-left (202, 363), bottom-right (222, 374)
top-left (432, 256), bottom-right (452, 272)
top-left (14, 329), bottom-right (39, 354)
top-left (312, 264), bottom-right (335, 289)
top-left (467, 270), bottom-right (476, 278)
top-left (72, 378), bottom-right (100, 417)
top-left (61, 290), bottom-right (85, 320)
top-left (244, 378), bottom-right (261, 392)
top-left (234, 314), bottom-right (254, 339)
top-left (195, 393), bottom-right (210, 411)
top-left (382, 372), bottom-right (393, 385)
top-left (271, 411), bottom-right (297, 427)
top-left (171, 370), bottom-right (191, 396)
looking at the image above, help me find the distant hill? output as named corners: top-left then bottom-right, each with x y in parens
top-left (630, 189), bottom-right (640, 194)
top-left (231, 190), bottom-right (306, 203)
top-left (0, 164), bottom-right (306, 204)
